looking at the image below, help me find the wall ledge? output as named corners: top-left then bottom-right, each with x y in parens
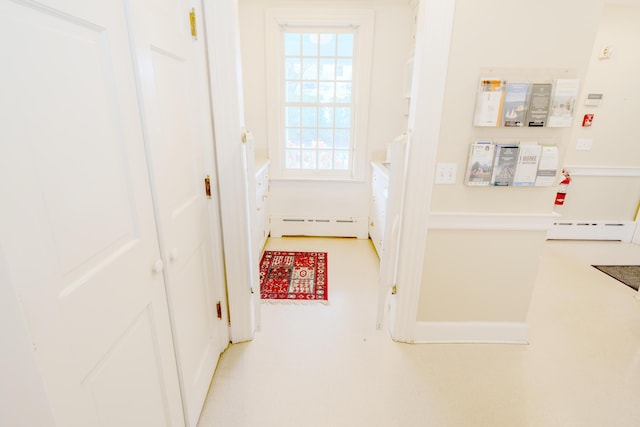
top-left (564, 166), bottom-right (640, 177)
top-left (413, 321), bottom-right (529, 344)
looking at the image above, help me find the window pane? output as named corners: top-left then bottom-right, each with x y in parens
top-left (336, 59), bottom-right (352, 81)
top-left (335, 107), bottom-right (350, 128)
top-left (319, 58), bottom-right (335, 80)
top-left (334, 150), bottom-right (349, 170)
top-left (318, 150), bottom-right (333, 169)
top-left (285, 149), bottom-right (301, 169)
top-left (334, 129), bottom-right (350, 149)
top-left (282, 30), bottom-right (357, 174)
top-left (285, 107), bottom-right (300, 126)
top-left (337, 34), bottom-right (354, 56)
top-left (301, 82), bottom-right (318, 102)
top-left (285, 58), bottom-right (300, 80)
top-left (301, 107), bottom-right (317, 127)
top-left (285, 128), bottom-right (301, 148)
top-left (318, 34), bottom-right (336, 56)
top-left (302, 58), bottom-right (318, 80)
top-left (318, 128), bottom-right (333, 148)
top-left (286, 82), bottom-right (301, 102)
top-left (335, 82), bottom-right (351, 103)
top-left (318, 82), bottom-right (335, 103)
top-left (285, 33), bottom-right (301, 56)
top-left (302, 33), bottom-right (318, 56)
top-left (301, 128), bottom-right (317, 148)
top-left (301, 150), bottom-right (317, 169)
top-left (318, 107), bottom-right (334, 127)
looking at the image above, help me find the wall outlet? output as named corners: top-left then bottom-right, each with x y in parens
top-left (435, 163), bottom-right (457, 184)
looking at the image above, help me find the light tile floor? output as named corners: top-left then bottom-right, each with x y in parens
top-left (197, 237), bottom-right (640, 427)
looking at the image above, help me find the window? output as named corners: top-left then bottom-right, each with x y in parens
top-left (265, 10), bottom-right (374, 180)
top-left (283, 31), bottom-right (354, 171)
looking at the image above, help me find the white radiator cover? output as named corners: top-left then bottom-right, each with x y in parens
top-left (270, 215), bottom-right (369, 239)
top-left (547, 220), bottom-right (636, 242)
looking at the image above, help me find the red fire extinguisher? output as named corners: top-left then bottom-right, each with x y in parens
top-left (555, 169), bottom-right (571, 206)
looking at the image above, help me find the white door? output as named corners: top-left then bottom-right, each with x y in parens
top-left (377, 133), bottom-right (410, 330)
top-left (0, 1), bottom-right (184, 426)
top-left (125, 1), bottom-right (230, 425)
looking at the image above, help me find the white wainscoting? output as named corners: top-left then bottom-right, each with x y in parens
top-left (416, 211), bottom-right (550, 344)
top-left (429, 211), bottom-right (559, 231)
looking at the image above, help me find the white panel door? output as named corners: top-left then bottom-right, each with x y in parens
top-left (0, 1), bottom-right (184, 426)
top-left (378, 134), bottom-right (410, 330)
top-left (125, 1), bottom-right (230, 425)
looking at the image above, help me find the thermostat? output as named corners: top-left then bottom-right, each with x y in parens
top-left (585, 93), bottom-right (603, 106)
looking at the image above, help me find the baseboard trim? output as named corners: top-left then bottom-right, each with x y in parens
top-left (413, 321), bottom-right (529, 344)
top-left (429, 212), bottom-right (558, 231)
top-left (270, 215), bottom-right (368, 239)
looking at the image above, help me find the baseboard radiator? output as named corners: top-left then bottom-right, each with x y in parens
top-left (547, 220), bottom-right (635, 242)
top-left (270, 215), bottom-right (368, 239)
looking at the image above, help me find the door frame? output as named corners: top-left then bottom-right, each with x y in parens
top-left (202, 0), bottom-right (457, 343)
top-left (385, 0), bottom-right (456, 342)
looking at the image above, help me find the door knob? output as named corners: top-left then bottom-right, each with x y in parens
top-left (152, 259), bottom-right (164, 273)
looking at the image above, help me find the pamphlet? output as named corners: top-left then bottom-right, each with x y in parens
top-left (525, 83), bottom-right (552, 127)
top-left (512, 142), bottom-right (541, 187)
top-left (547, 79), bottom-right (580, 127)
top-left (501, 82), bottom-right (530, 127)
top-left (534, 145), bottom-right (558, 187)
top-left (490, 144), bottom-right (519, 186)
top-left (473, 79), bottom-right (504, 127)
top-left (465, 141), bottom-right (495, 186)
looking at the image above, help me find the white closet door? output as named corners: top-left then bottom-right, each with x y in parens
top-left (0, 1), bottom-right (184, 426)
top-left (125, 1), bottom-right (230, 425)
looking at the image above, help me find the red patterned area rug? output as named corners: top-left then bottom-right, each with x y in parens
top-left (259, 251), bottom-right (328, 303)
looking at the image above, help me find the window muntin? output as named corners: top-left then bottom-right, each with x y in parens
top-left (282, 31), bottom-right (355, 172)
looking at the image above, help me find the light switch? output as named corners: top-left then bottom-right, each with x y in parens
top-left (435, 163), bottom-right (457, 184)
top-left (576, 138), bottom-right (593, 151)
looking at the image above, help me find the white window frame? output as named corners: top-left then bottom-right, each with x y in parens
top-left (265, 9), bottom-right (374, 181)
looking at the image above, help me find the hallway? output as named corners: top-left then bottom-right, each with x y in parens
top-left (198, 238), bottom-right (640, 427)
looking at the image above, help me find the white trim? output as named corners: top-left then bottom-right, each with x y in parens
top-left (264, 8), bottom-right (374, 181)
top-left (429, 212), bottom-right (558, 231)
top-left (389, 0), bottom-right (456, 343)
top-left (563, 166), bottom-right (640, 177)
top-left (414, 321), bottom-right (529, 344)
top-left (547, 220), bottom-right (636, 242)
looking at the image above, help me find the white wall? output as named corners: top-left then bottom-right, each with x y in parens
top-left (557, 3), bottom-right (640, 221)
top-left (238, 0), bottom-right (412, 224)
top-left (412, 0), bottom-right (605, 336)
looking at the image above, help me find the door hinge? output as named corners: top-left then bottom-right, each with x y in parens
top-left (391, 284), bottom-right (397, 295)
top-left (204, 175), bottom-right (212, 199)
top-left (216, 301), bottom-right (222, 319)
top-left (189, 8), bottom-right (197, 39)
